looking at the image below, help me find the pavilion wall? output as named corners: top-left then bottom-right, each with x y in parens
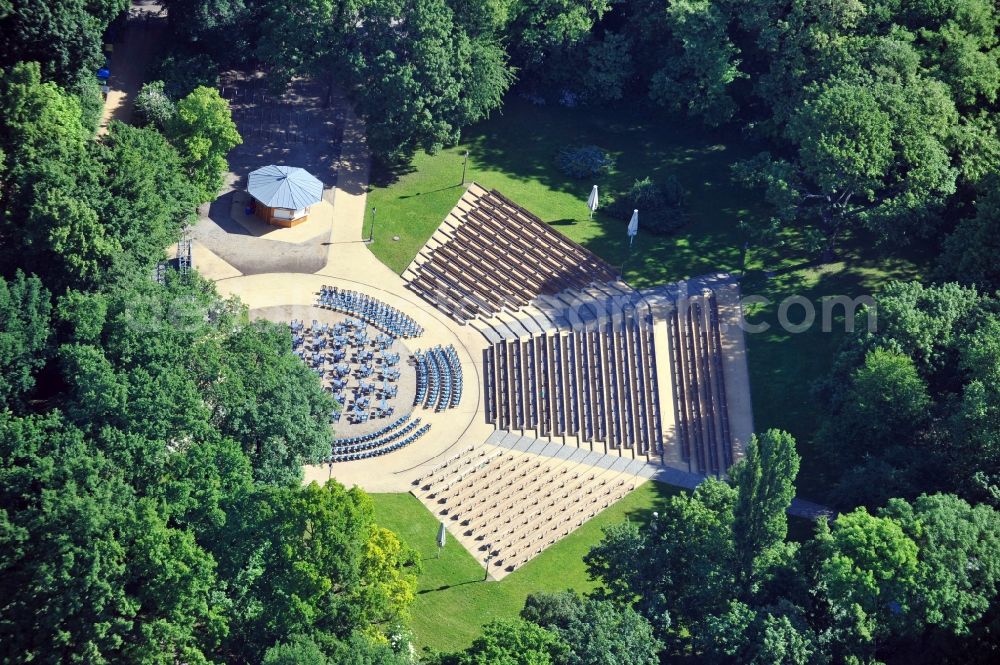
top-left (254, 201), bottom-right (311, 227)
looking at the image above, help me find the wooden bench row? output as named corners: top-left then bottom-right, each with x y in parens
top-left (483, 313), bottom-right (664, 455)
top-left (667, 294), bottom-right (734, 476)
top-left (407, 188), bottom-right (617, 322)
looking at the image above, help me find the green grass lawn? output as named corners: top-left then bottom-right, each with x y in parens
top-left (361, 100), bottom-right (926, 653)
top-left (365, 98), bottom-right (933, 500)
top-left (372, 484), bottom-right (817, 653)
top-left (371, 483), bottom-right (679, 653)
top-left (367, 97), bottom-right (764, 280)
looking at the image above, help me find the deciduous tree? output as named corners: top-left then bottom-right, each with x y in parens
top-left (167, 86), bottom-right (241, 202)
top-left (0, 271), bottom-right (51, 406)
top-left (521, 591), bottom-right (662, 665)
top-left (207, 481), bottom-right (417, 662)
top-left (434, 618), bottom-right (569, 665)
top-left (731, 429), bottom-right (800, 586)
top-left (0, 1), bottom-right (128, 88)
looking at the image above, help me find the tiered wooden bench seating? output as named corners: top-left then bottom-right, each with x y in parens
top-left (405, 185), bottom-right (617, 322)
top-left (483, 311), bottom-right (664, 456)
top-left (666, 293), bottom-right (735, 476)
top-left (413, 447), bottom-right (637, 575)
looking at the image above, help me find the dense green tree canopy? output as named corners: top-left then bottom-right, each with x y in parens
top-left (0, 63), bottom-right (206, 291)
top-left (255, 0), bottom-right (514, 161)
top-left (520, 591), bottom-right (662, 665)
top-left (166, 86), bottom-right (242, 202)
top-left (586, 428), bottom-right (1000, 664)
top-left (737, 73), bottom-right (959, 257)
top-left (883, 493), bottom-right (1000, 635)
top-left (55, 277), bottom-right (334, 484)
top-left (0, 61), bottom-right (91, 279)
top-left (0, 271), bottom-right (51, 407)
top-left (816, 508), bottom-right (922, 657)
top-left (732, 429), bottom-right (800, 586)
top-left (0, 407), bottom-right (416, 663)
top-left (939, 176), bottom-right (1000, 293)
top-left (815, 281), bottom-right (1000, 508)
top-left (206, 481), bottom-right (417, 661)
top-left (0, 412), bottom-right (224, 664)
top-left (434, 618), bottom-right (570, 665)
top-left (585, 478), bottom-right (737, 651)
top-left (648, 0), bottom-right (742, 126)
top-left (0, 1), bottom-right (128, 89)
top-left (164, 0), bottom-right (252, 66)
top-left (505, 0), bottom-right (609, 80)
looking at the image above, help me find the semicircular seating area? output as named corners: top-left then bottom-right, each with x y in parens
top-left (327, 414), bottom-right (431, 463)
top-left (317, 285), bottom-right (423, 338)
top-left (413, 345), bottom-right (463, 411)
top-left (291, 317), bottom-right (405, 426)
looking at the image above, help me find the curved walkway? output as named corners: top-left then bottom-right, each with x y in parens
top-left (206, 99), bottom-right (495, 492)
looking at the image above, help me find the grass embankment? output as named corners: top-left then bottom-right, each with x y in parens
top-left (364, 97), bottom-right (928, 653)
top-left (373, 484), bottom-right (817, 652)
top-left (365, 97), bottom-right (930, 497)
top-left (372, 483), bottom-right (678, 653)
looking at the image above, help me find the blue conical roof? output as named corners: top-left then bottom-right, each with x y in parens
top-left (247, 165), bottom-right (323, 209)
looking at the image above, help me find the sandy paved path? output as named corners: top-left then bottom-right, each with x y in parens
top-left (204, 100), bottom-right (495, 492)
top-left (98, 1), bottom-right (166, 134)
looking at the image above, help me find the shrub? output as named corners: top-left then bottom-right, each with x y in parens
top-left (69, 78), bottom-right (104, 133)
top-left (608, 176), bottom-right (688, 235)
top-left (556, 145), bottom-right (614, 179)
top-left (153, 52), bottom-right (220, 100)
top-left (134, 81), bottom-right (176, 129)
top-left (585, 33), bottom-right (634, 102)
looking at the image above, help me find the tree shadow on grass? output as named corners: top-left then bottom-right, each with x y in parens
top-left (370, 156), bottom-right (417, 188)
top-left (454, 99), bottom-right (773, 288)
top-left (462, 97), bottom-right (764, 202)
top-left (616, 481), bottom-right (681, 527)
top-left (418, 579), bottom-right (483, 595)
top-left (399, 184), bottom-right (464, 199)
top-left (587, 219), bottom-right (749, 288)
top-left (740, 234), bottom-right (934, 501)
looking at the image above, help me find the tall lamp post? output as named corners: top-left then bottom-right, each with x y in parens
top-left (484, 544), bottom-right (493, 581)
top-left (367, 206), bottom-right (377, 243)
top-left (462, 150), bottom-right (469, 185)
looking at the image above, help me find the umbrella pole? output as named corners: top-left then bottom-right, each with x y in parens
top-left (620, 237), bottom-right (635, 280)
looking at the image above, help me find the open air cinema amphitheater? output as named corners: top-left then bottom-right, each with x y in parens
top-left (219, 182), bottom-right (753, 579)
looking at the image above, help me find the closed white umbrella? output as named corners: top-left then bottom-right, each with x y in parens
top-left (436, 521), bottom-right (447, 558)
top-left (627, 209), bottom-right (639, 246)
top-left (587, 185), bottom-right (599, 219)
